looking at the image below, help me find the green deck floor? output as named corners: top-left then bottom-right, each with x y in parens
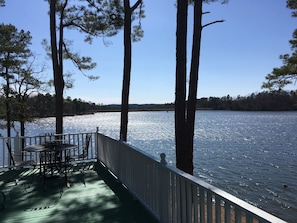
top-left (0, 162), bottom-right (159, 223)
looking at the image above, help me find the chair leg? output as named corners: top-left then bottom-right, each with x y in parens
top-left (0, 191), bottom-right (5, 211)
top-left (80, 169), bottom-right (85, 187)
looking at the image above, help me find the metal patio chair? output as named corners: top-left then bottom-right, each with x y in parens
top-left (66, 134), bottom-right (91, 162)
top-left (5, 142), bottom-right (36, 186)
top-left (64, 134), bottom-right (91, 187)
top-left (6, 142), bottom-right (36, 170)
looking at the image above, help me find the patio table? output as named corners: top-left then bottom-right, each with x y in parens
top-left (24, 143), bottom-right (78, 189)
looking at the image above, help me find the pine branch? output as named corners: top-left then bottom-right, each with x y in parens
top-left (202, 19), bottom-right (225, 29)
top-left (131, 0), bottom-right (142, 12)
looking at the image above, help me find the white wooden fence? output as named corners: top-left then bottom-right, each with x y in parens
top-left (0, 132), bottom-right (287, 222)
top-left (96, 132), bottom-right (287, 223)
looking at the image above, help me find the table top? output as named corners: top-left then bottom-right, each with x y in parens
top-left (24, 144), bottom-right (48, 152)
top-left (24, 143), bottom-right (77, 152)
top-left (45, 143), bottom-right (77, 151)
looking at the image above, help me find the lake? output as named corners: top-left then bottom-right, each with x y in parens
top-left (2, 110), bottom-right (296, 222)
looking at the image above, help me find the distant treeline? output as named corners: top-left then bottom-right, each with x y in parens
top-left (23, 90), bottom-right (297, 115)
top-left (1, 90), bottom-right (296, 120)
top-left (26, 94), bottom-right (102, 118)
top-left (0, 93), bottom-right (103, 119)
top-left (196, 90), bottom-right (297, 111)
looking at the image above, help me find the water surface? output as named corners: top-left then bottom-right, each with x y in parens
top-left (3, 111), bottom-right (296, 222)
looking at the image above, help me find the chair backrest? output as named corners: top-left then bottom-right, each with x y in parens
top-left (6, 141), bottom-right (36, 168)
top-left (82, 134), bottom-right (91, 158)
top-left (6, 142), bottom-right (15, 166)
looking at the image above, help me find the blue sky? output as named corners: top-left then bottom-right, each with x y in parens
top-left (0, 0), bottom-right (296, 104)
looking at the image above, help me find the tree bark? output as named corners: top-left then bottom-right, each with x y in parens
top-left (4, 66), bottom-right (11, 137)
top-left (120, 0), bottom-right (132, 141)
top-left (50, 0), bottom-right (64, 135)
top-left (175, 0), bottom-right (188, 172)
top-left (184, 0), bottom-right (203, 175)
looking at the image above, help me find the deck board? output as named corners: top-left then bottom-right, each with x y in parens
top-left (0, 161), bottom-right (159, 223)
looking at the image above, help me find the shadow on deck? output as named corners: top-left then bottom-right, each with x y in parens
top-left (0, 161), bottom-right (159, 223)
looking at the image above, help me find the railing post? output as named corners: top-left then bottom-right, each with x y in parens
top-left (160, 153), bottom-right (167, 165)
top-left (14, 133), bottom-right (22, 162)
top-left (159, 153), bottom-right (168, 223)
top-left (95, 127), bottom-right (99, 160)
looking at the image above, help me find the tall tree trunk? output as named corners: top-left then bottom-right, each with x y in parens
top-left (185, 0), bottom-right (203, 175)
top-left (5, 66), bottom-right (11, 137)
top-left (50, 0), bottom-right (64, 135)
top-left (175, 0), bottom-right (188, 173)
top-left (56, 7), bottom-right (64, 135)
top-left (120, 0), bottom-right (132, 141)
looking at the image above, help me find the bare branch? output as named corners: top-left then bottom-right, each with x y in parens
top-left (131, 0), bottom-right (142, 12)
top-left (202, 19), bottom-right (225, 29)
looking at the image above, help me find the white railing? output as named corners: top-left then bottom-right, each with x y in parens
top-left (96, 133), bottom-right (287, 223)
top-left (0, 132), bottom-right (97, 168)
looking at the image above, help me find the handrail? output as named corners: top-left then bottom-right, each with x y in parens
top-left (0, 132), bottom-right (97, 168)
top-left (96, 132), bottom-right (287, 223)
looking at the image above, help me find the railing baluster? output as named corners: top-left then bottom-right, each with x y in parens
top-left (246, 213), bottom-right (253, 223)
top-left (207, 191), bottom-right (213, 223)
top-left (177, 176), bottom-right (181, 223)
top-left (172, 174), bottom-right (177, 223)
top-left (193, 186), bottom-right (198, 223)
top-left (235, 207), bottom-right (242, 223)
top-left (186, 183), bottom-right (192, 222)
top-left (225, 203), bottom-right (231, 223)
top-left (215, 196), bottom-right (221, 223)
top-left (200, 187), bottom-right (205, 223)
